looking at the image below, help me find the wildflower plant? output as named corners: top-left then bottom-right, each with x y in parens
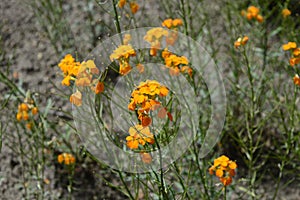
top-left (60, 25), bottom-right (227, 200)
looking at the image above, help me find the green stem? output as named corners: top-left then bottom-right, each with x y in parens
top-left (223, 186), bottom-right (227, 200)
top-left (193, 142), bottom-right (210, 199)
top-left (243, 46), bottom-right (256, 199)
top-left (17, 126), bottom-right (29, 200)
top-left (153, 134), bottom-right (169, 200)
top-left (180, 0), bottom-right (192, 58)
top-left (67, 164), bottom-right (75, 200)
top-left (112, 0), bottom-right (123, 43)
top-left (118, 171), bottom-right (135, 199)
top-left (173, 163), bottom-right (191, 200)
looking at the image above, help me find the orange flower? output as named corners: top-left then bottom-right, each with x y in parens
top-left (22, 111), bottom-right (29, 121)
top-left (173, 19), bottom-right (183, 27)
top-left (32, 107), bottom-right (38, 115)
top-left (76, 60), bottom-right (100, 88)
top-left (127, 79), bottom-right (170, 143)
top-left (256, 14), bottom-right (264, 23)
top-left (126, 136), bottom-right (139, 149)
top-left (162, 19), bottom-right (182, 46)
top-left (58, 54), bottom-right (75, 74)
top-left (181, 66), bottom-right (193, 77)
top-left (162, 48), bottom-right (172, 59)
top-left (16, 112), bottom-right (22, 121)
top-left (57, 154), bottom-right (64, 164)
top-left (70, 91), bottom-right (82, 106)
top-left (118, 0), bottom-right (126, 8)
top-left (16, 99), bottom-right (39, 123)
top-left (243, 6), bottom-right (263, 23)
top-left (163, 51), bottom-right (191, 76)
top-left (62, 75), bottom-right (72, 86)
top-left (234, 36), bottom-right (249, 48)
top-left (139, 114), bottom-right (152, 127)
top-left (110, 45), bottom-right (136, 61)
top-left (94, 81), bottom-right (105, 94)
top-left (220, 176), bottom-right (232, 186)
top-left (293, 48), bottom-right (300, 57)
top-left (209, 155), bottom-right (237, 186)
top-left (20, 103), bottom-right (29, 112)
top-left (110, 45), bottom-right (136, 75)
top-left (144, 28), bottom-right (168, 56)
top-left (282, 42), bottom-right (297, 51)
top-left (144, 28), bottom-right (169, 42)
top-left (119, 61), bottom-right (132, 75)
top-left (57, 153), bottom-right (76, 165)
top-left (216, 169), bottom-right (224, 177)
top-left (58, 54), bottom-right (81, 86)
top-left (79, 60), bottom-right (99, 75)
top-left (159, 86), bottom-right (169, 96)
top-left (290, 57), bottom-right (300, 66)
top-left (247, 6), bottom-right (260, 19)
top-left (162, 18), bottom-right (183, 29)
top-left (75, 76), bottom-right (92, 87)
top-left (293, 75), bottom-right (300, 86)
top-left (162, 19), bottom-right (173, 28)
top-left (126, 125), bottom-right (155, 149)
top-left (128, 100), bottom-right (136, 111)
top-left (282, 8), bottom-right (291, 18)
top-left (130, 2), bottom-right (139, 14)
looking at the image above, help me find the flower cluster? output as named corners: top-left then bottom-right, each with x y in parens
top-left (234, 36), bottom-right (249, 48)
top-left (162, 18), bottom-right (183, 46)
top-left (162, 18), bottom-right (183, 29)
top-left (110, 44), bottom-right (136, 75)
top-left (282, 8), bottom-right (291, 18)
top-left (126, 125), bottom-right (155, 149)
top-left (57, 153), bottom-right (76, 165)
top-left (16, 96), bottom-right (38, 130)
top-left (144, 28), bottom-right (169, 56)
top-left (293, 75), bottom-right (300, 86)
top-left (76, 60), bottom-right (104, 94)
top-left (241, 6), bottom-right (263, 23)
top-left (125, 80), bottom-right (172, 157)
top-left (58, 55), bottom-right (105, 106)
top-left (162, 49), bottom-right (193, 76)
top-left (209, 155), bottom-right (237, 186)
top-left (283, 42), bottom-right (300, 86)
top-left (282, 42), bottom-right (300, 67)
top-left (128, 80), bottom-right (169, 127)
top-left (118, 0), bottom-right (139, 14)
top-left (58, 54), bottom-right (81, 86)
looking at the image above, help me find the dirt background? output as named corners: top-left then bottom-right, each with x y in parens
top-left (1, 0), bottom-right (300, 199)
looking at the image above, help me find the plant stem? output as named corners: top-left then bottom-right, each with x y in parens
top-left (155, 134), bottom-right (169, 200)
top-left (112, 0), bottom-right (123, 43)
top-left (243, 46), bottom-right (256, 199)
top-left (118, 170), bottom-right (135, 199)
